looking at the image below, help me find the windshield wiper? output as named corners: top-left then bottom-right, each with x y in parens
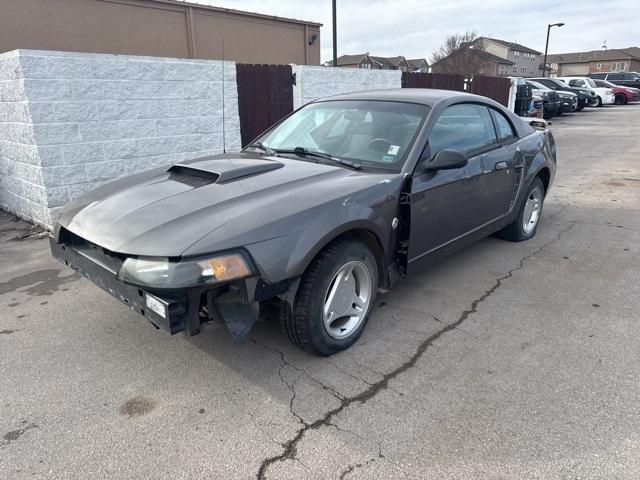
top-left (247, 141), bottom-right (278, 157)
top-left (276, 146), bottom-right (361, 170)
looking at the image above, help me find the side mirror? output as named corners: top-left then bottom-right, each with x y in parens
top-left (422, 149), bottom-right (468, 171)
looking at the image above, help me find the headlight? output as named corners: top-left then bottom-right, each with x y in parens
top-left (117, 253), bottom-right (253, 289)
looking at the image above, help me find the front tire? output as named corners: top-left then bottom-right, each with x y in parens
top-left (497, 178), bottom-right (545, 242)
top-left (281, 238), bottom-right (378, 356)
top-left (596, 96), bottom-right (603, 107)
top-left (614, 93), bottom-right (627, 105)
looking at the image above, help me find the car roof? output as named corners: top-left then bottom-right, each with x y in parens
top-left (313, 88), bottom-right (490, 107)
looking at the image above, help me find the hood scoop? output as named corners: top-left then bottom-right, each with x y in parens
top-left (167, 157), bottom-right (284, 187)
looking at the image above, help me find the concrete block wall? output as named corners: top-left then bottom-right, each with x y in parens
top-left (0, 49), bottom-right (240, 227)
top-left (293, 66), bottom-right (402, 109)
top-left (0, 51), bottom-right (51, 224)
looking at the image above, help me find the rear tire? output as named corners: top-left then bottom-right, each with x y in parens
top-left (280, 237), bottom-right (378, 356)
top-left (497, 178), bottom-right (545, 242)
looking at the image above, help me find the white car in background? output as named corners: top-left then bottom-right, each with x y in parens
top-left (556, 77), bottom-right (615, 107)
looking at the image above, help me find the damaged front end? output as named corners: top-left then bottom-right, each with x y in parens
top-left (50, 227), bottom-right (294, 342)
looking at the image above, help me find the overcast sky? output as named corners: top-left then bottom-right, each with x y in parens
top-left (190, 0), bottom-right (639, 62)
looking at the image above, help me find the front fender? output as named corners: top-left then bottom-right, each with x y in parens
top-left (245, 187), bottom-right (400, 284)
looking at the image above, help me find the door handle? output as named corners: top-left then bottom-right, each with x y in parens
top-left (495, 161), bottom-right (508, 170)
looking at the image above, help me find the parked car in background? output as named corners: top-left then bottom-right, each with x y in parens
top-left (556, 77), bottom-right (615, 107)
top-left (556, 90), bottom-right (578, 112)
top-left (49, 89), bottom-right (557, 355)
top-left (589, 72), bottom-right (640, 89)
top-left (526, 80), bottom-right (562, 119)
top-left (529, 77), bottom-right (596, 110)
top-left (592, 79), bottom-right (640, 104)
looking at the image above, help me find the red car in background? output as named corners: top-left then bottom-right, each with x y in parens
top-left (593, 79), bottom-right (640, 104)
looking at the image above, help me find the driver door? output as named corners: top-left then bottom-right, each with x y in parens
top-left (408, 103), bottom-right (501, 264)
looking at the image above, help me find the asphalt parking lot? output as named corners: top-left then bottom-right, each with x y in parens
top-left (2, 103), bottom-right (640, 479)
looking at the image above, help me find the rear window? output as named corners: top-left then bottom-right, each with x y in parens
top-left (491, 109), bottom-right (516, 141)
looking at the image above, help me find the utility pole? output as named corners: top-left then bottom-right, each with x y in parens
top-left (332, 0), bottom-right (337, 66)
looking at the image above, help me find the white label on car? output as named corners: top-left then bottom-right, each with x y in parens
top-left (387, 145), bottom-right (400, 155)
top-left (145, 294), bottom-right (166, 318)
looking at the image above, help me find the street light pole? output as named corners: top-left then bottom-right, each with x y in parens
top-left (332, 0), bottom-right (337, 66)
top-left (543, 22), bottom-right (565, 77)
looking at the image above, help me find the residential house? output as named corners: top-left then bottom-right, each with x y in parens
top-left (430, 47), bottom-right (514, 77)
top-left (470, 37), bottom-right (544, 77)
top-left (546, 47), bottom-right (640, 76)
top-left (0, 0), bottom-right (322, 64)
top-left (329, 53), bottom-right (428, 72)
top-left (407, 58), bottom-right (429, 72)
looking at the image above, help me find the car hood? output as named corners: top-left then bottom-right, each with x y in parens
top-left (58, 152), bottom-right (397, 257)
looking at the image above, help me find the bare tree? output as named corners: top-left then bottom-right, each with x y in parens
top-left (430, 31), bottom-right (478, 64)
top-left (430, 31), bottom-right (488, 77)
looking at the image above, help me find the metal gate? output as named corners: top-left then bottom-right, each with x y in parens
top-left (236, 64), bottom-right (294, 147)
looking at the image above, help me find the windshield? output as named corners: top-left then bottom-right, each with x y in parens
top-left (527, 81), bottom-right (548, 90)
top-left (254, 100), bottom-right (428, 170)
top-left (584, 78), bottom-right (597, 88)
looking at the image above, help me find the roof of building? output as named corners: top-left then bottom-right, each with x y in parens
top-left (371, 56), bottom-right (407, 68)
top-left (149, 0), bottom-right (322, 27)
top-left (333, 53), bottom-right (370, 66)
top-left (432, 47), bottom-right (515, 67)
top-left (332, 54), bottom-right (429, 68)
top-left (407, 58), bottom-right (429, 68)
top-left (478, 37), bottom-right (542, 55)
top-left (547, 47), bottom-right (640, 64)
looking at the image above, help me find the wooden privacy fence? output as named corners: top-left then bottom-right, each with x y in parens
top-left (235, 66), bottom-right (513, 146)
top-left (401, 72), bottom-right (465, 91)
top-left (236, 64), bottom-right (293, 147)
top-left (468, 75), bottom-right (512, 107)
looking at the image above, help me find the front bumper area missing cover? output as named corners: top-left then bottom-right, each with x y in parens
top-left (49, 237), bottom-right (259, 340)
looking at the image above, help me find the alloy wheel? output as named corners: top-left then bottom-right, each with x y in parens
top-left (522, 186), bottom-right (543, 234)
top-left (323, 260), bottom-right (373, 339)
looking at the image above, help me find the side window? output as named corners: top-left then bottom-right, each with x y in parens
top-left (491, 109), bottom-right (516, 141)
top-left (568, 79), bottom-right (584, 87)
top-left (608, 73), bottom-right (623, 81)
top-left (428, 104), bottom-right (497, 157)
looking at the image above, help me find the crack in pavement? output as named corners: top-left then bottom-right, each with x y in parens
top-left (250, 339), bottom-right (345, 427)
top-left (554, 218), bottom-right (640, 233)
top-left (255, 221), bottom-right (576, 479)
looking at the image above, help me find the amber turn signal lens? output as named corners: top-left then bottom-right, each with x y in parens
top-left (200, 254), bottom-right (251, 281)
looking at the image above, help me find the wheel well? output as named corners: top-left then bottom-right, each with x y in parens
top-left (536, 168), bottom-right (550, 194)
top-left (322, 229), bottom-right (386, 286)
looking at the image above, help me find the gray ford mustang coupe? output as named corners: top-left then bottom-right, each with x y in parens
top-left (51, 89), bottom-right (556, 356)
